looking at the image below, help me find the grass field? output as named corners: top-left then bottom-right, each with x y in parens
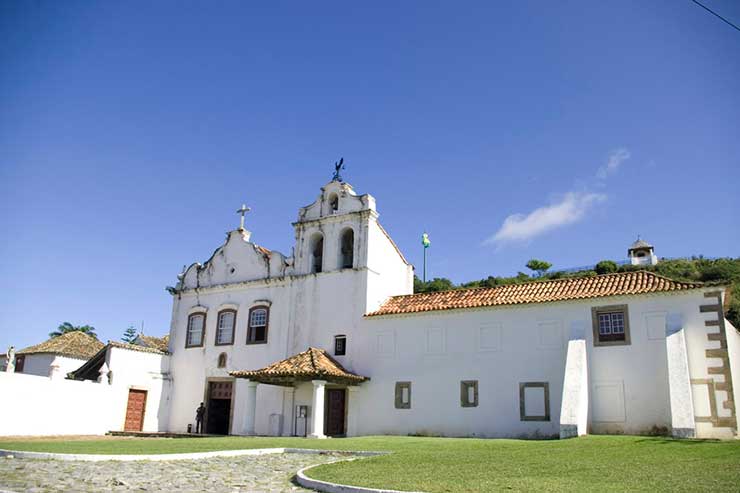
top-left (1, 435), bottom-right (739, 492)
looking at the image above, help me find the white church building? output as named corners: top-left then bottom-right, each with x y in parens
top-left (2, 177), bottom-right (738, 440)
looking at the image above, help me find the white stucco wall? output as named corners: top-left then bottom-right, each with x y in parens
top-left (11, 354), bottom-right (88, 377)
top-left (0, 372), bottom-right (118, 436)
top-left (106, 347), bottom-right (172, 433)
top-left (349, 290), bottom-right (725, 438)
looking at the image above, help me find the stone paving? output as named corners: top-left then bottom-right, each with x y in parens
top-left (0, 452), bottom-right (347, 492)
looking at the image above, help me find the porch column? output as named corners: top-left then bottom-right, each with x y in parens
top-left (244, 380), bottom-right (259, 436)
top-left (308, 380), bottom-right (327, 439)
top-left (282, 386), bottom-right (295, 437)
top-left (665, 313), bottom-right (696, 438)
top-left (346, 386), bottom-right (361, 437)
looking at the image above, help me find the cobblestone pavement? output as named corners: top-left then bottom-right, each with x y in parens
top-left (0, 452), bottom-right (347, 492)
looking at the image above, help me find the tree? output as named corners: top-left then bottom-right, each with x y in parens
top-left (595, 260), bottom-right (619, 275)
top-left (122, 325), bottom-right (138, 344)
top-left (526, 259), bottom-right (552, 277)
top-left (414, 276), bottom-right (455, 293)
top-left (49, 322), bottom-right (98, 339)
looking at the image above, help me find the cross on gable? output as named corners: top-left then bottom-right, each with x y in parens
top-left (236, 204), bottom-right (251, 230)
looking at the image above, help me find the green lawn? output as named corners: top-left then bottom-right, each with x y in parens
top-left (1, 435), bottom-right (739, 492)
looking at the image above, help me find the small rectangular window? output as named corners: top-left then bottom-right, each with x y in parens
top-left (460, 380), bottom-right (478, 407)
top-left (186, 313), bottom-right (205, 348)
top-left (520, 382), bottom-right (550, 421)
top-left (247, 306), bottom-right (269, 344)
top-left (216, 310), bottom-right (236, 346)
top-left (14, 355), bottom-right (25, 373)
top-left (334, 335), bottom-right (346, 356)
top-left (592, 305), bottom-right (631, 346)
top-left (395, 381), bottom-right (411, 409)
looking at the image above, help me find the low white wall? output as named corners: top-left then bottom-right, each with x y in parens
top-left (0, 347), bottom-right (171, 436)
top-left (0, 372), bottom-right (117, 436)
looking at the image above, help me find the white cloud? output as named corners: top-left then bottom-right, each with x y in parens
top-left (596, 148), bottom-right (631, 180)
top-left (486, 192), bottom-right (606, 244)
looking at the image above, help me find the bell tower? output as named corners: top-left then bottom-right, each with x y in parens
top-left (293, 179), bottom-right (377, 275)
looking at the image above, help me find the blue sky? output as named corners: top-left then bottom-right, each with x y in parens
top-left (1, 1), bottom-right (738, 350)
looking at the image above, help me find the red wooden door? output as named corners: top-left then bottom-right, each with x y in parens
top-left (124, 389), bottom-right (147, 431)
top-left (324, 389), bottom-right (346, 436)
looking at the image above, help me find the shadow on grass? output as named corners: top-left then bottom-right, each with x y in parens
top-left (633, 437), bottom-right (725, 446)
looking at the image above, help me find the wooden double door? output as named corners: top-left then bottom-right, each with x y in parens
top-left (324, 388), bottom-right (346, 437)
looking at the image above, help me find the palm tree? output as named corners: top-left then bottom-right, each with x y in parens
top-left (49, 322), bottom-right (98, 339)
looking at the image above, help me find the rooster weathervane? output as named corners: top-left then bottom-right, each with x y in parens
top-left (332, 157), bottom-right (345, 182)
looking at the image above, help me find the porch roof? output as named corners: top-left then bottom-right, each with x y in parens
top-left (229, 347), bottom-right (368, 386)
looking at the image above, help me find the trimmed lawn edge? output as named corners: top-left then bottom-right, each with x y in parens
top-left (297, 459), bottom-right (423, 493)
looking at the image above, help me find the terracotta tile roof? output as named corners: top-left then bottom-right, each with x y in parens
top-left (135, 334), bottom-right (170, 352)
top-left (17, 331), bottom-right (104, 359)
top-left (367, 271), bottom-right (704, 317)
top-left (230, 347), bottom-right (368, 385)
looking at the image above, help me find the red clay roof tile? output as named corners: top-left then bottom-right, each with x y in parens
top-left (367, 271), bottom-right (703, 317)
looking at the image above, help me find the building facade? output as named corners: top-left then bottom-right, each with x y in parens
top-left (161, 179), bottom-right (739, 440)
top-left (4, 178), bottom-right (735, 439)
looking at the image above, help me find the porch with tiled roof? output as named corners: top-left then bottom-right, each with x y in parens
top-left (230, 347), bottom-right (368, 439)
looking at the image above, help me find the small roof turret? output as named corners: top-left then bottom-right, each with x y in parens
top-left (629, 237), bottom-right (653, 250)
top-left (627, 237), bottom-right (658, 265)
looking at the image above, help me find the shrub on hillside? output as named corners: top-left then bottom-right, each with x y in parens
top-left (595, 260), bottom-right (619, 275)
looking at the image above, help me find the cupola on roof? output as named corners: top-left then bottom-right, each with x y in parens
top-left (629, 237), bottom-right (653, 250)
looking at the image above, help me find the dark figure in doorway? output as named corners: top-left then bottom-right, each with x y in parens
top-left (195, 402), bottom-right (206, 434)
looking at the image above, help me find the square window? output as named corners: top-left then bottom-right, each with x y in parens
top-left (395, 382), bottom-right (411, 409)
top-left (592, 305), bottom-right (631, 346)
top-left (460, 380), bottom-right (478, 407)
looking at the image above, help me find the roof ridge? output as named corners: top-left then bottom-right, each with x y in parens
top-left (367, 270), bottom-right (709, 317)
top-left (229, 346), bottom-right (367, 385)
top-left (391, 270), bottom-right (701, 300)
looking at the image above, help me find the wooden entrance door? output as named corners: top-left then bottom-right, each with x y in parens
top-left (124, 389), bottom-right (147, 432)
top-left (206, 381), bottom-right (233, 435)
top-left (324, 388), bottom-right (346, 436)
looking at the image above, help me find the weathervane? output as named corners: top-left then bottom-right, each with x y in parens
top-left (332, 157), bottom-right (345, 182)
top-left (236, 203), bottom-right (251, 230)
